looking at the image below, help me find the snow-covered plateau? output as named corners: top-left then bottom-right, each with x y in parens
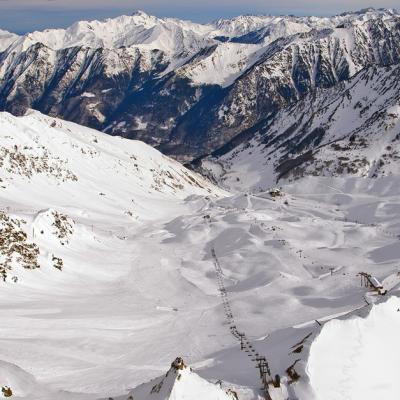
top-left (0, 110), bottom-right (399, 399)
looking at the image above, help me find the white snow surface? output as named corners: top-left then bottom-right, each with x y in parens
top-left (308, 296), bottom-right (400, 400)
top-left (0, 29), bottom-right (19, 52)
top-left (178, 43), bottom-right (263, 87)
top-left (0, 111), bottom-right (399, 399)
top-left (5, 11), bottom-right (212, 55)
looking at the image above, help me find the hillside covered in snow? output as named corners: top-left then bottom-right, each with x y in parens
top-left (197, 63), bottom-right (400, 191)
top-left (118, 358), bottom-right (238, 400)
top-left (0, 111), bottom-right (399, 400)
top-left (0, 110), bottom-right (223, 282)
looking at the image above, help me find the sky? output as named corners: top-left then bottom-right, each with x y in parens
top-left (0, 0), bottom-right (398, 34)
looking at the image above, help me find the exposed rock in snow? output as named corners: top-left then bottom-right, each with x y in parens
top-left (118, 358), bottom-right (237, 400)
top-left (198, 64), bottom-right (400, 192)
top-left (0, 110), bottom-right (222, 201)
top-left (0, 109), bottom-right (224, 282)
top-left (0, 360), bottom-right (43, 398)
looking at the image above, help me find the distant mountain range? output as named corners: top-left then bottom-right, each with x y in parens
top-left (1, 8), bottom-right (400, 185)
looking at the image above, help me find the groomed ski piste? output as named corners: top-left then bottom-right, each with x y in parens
top-left (0, 111), bottom-right (399, 399)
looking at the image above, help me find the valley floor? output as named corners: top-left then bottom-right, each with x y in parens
top-left (1, 176), bottom-right (400, 399)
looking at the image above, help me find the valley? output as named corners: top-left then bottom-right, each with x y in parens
top-left (0, 112), bottom-right (399, 399)
top-left (0, 6), bottom-right (400, 399)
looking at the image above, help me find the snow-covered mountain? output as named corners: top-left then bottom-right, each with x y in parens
top-left (0, 110), bottom-right (400, 400)
top-left (6, 11), bottom-right (212, 55)
top-left (0, 109), bottom-right (220, 201)
top-left (1, 8), bottom-right (399, 160)
top-left (196, 63), bottom-right (400, 191)
top-left (210, 8), bottom-right (398, 39)
top-left (1, 8), bottom-right (400, 399)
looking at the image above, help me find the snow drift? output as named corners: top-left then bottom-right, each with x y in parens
top-left (307, 297), bottom-right (400, 400)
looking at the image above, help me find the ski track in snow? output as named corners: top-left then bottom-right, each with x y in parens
top-left (0, 112), bottom-right (399, 399)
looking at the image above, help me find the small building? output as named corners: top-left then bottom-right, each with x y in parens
top-left (269, 188), bottom-right (283, 198)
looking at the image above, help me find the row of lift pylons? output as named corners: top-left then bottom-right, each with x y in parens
top-left (211, 247), bottom-right (283, 400)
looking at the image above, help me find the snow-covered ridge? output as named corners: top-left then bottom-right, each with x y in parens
top-left (119, 358), bottom-right (237, 400)
top-left (6, 11), bottom-right (213, 54)
top-left (308, 297), bottom-right (400, 400)
top-left (1, 8), bottom-right (398, 53)
top-left (211, 7), bottom-right (399, 37)
top-left (0, 110), bottom-right (224, 205)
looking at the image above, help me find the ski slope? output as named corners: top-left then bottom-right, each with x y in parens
top-left (0, 112), bottom-right (399, 399)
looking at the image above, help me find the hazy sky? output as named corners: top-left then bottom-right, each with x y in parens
top-left (0, 0), bottom-right (398, 33)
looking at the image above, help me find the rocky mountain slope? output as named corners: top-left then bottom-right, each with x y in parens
top-left (195, 63), bottom-right (400, 191)
top-left (1, 9), bottom-right (399, 160)
top-left (0, 109), bottom-right (223, 281)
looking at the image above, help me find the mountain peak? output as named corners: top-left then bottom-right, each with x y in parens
top-left (124, 357), bottom-right (237, 400)
top-left (132, 10), bottom-right (151, 17)
top-left (130, 9), bottom-right (158, 22)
